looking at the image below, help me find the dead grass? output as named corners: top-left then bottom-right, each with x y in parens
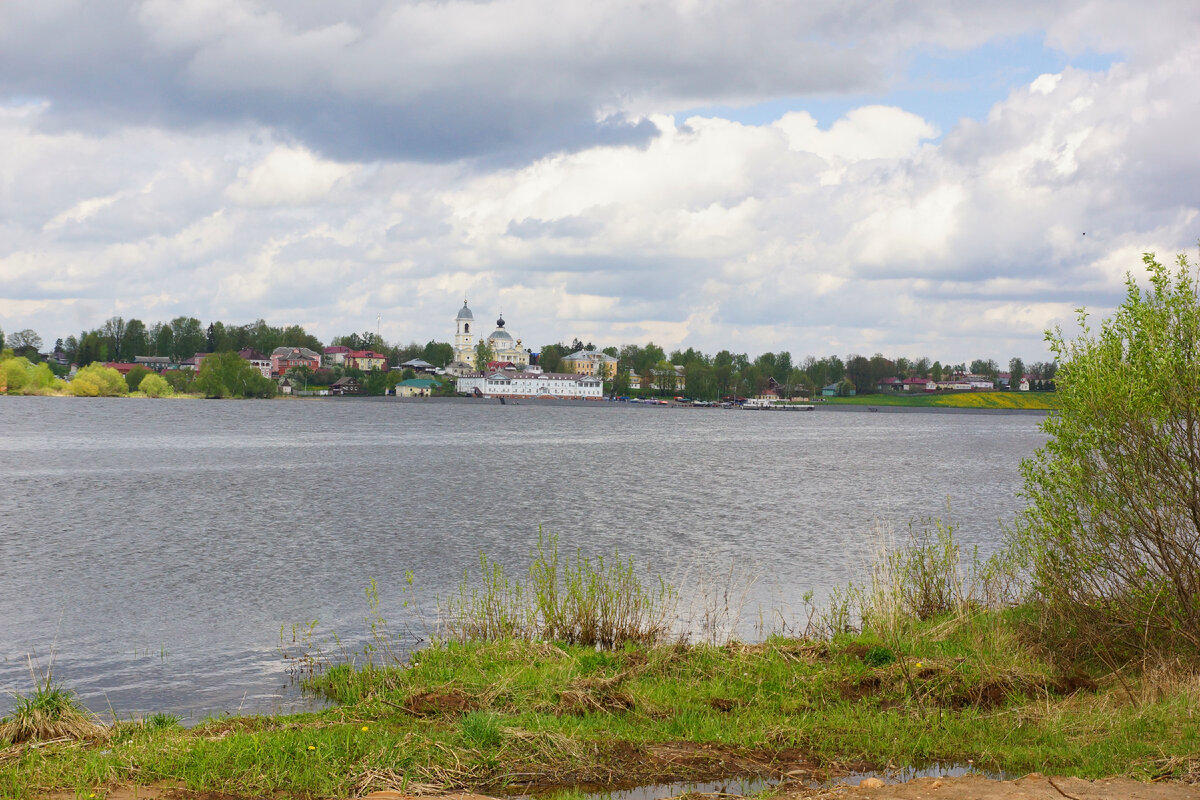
top-left (0, 671), bottom-right (107, 745)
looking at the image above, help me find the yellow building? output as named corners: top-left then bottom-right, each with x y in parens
top-left (449, 300), bottom-right (531, 372)
top-left (562, 349), bottom-right (618, 379)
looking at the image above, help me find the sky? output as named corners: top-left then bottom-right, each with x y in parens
top-left (2, 0), bottom-right (1199, 364)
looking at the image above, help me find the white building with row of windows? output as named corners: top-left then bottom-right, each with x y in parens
top-left (456, 367), bottom-right (603, 400)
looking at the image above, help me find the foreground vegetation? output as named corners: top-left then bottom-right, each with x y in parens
top-left (4, 520), bottom-right (1200, 798)
top-left (4, 608), bottom-right (1199, 798)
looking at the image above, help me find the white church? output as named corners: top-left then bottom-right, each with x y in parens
top-left (446, 300), bottom-right (530, 373)
top-left (447, 300), bottom-right (604, 400)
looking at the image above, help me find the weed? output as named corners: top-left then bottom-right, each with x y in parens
top-left (459, 710), bottom-right (504, 749)
top-left (440, 530), bottom-right (678, 648)
top-left (144, 712), bottom-right (179, 730)
top-left (0, 660), bottom-right (106, 744)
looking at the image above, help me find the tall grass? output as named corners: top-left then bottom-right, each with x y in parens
top-left (809, 513), bottom-right (1026, 640)
top-left (0, 659), bottom-right (107, 744)
top-left (439, 530), bottom-right (678, 648)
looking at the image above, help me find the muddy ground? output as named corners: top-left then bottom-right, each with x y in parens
top-left (40, 775), bottom-right (1200, 800)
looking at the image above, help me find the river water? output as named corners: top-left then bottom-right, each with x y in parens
top-left (0, 396), bottom-right (1047, 721)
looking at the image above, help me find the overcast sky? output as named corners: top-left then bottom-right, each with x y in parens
top-left (3, 0), bottom-right (1199, 363)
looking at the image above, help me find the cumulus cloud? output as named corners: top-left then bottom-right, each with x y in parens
top-left (2, 2), bottom-right (1200, 363)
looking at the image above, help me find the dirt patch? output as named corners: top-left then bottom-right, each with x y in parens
top-left (558, 687), bottom-right (636, 714)
top-left (402, 690), bottom-right (478, 716)
top-left (838, 674), bottom-right (883, 702)
top-left (781, 772), bottom-right (1200, 799)
top-left (708, 697), bottom-right (741, 712)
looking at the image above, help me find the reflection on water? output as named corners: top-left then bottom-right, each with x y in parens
top-left (0, 397), bottom-right (1046, 720)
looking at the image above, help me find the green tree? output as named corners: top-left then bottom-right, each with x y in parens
top-left (77, 332), bottom-right (106, 367)
top-left (139, 373), bottom-right (171, 398)
top-left (169, 317), bottom-right (205, 362)
top-left (422, 340), bottom-right (454, 367)
top-left (102, 317), bottom-right (127, 361)
top-left (121, 319), bottom-right (150, 359)
top-left (164, 370), bottom-right (194, 394)
top-left (125, 365), bottom-right (153, 392)
top-left (361, 370), bottom-right (389, 396)
top-left (475, 339), bottom-right (496, 370)
top-left (1008, 357), bottom-right (1025, 388)
top-left (152, 322), bottom-right (173, 358)
top-left (195, 352), bottom-right (275, 398)
top-left (1020, 252), bottom-right (1200, 662)
top-left (8, 329), bottom-right (43, 359)
top-left (538, 343), bottom-right (566, 373)
top-left (69, 363), bottom-right (127, 396)
top-left (0, 325), bottom-right (5, 351)
top-left (281, 324), bottom-right (323, 352)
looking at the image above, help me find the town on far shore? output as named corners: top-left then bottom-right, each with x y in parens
top-left (1, 299), bottom-right (1057, 403)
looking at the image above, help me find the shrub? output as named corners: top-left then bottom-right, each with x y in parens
top-left (139, 373), bottom-right (171, 397)
top-left (0, 672), bottom-right (106, 744)
top-left (125, 365), bottom-right (153, 392)
top-left (68, 363), bottom-right (127, 397)
top-left (1020, 252), bottom-right (1200, 663)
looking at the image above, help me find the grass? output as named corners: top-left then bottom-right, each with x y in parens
top-left (4, 622), bottom-right (1199, 798)
top-left (821, 391), bottom-right (1060, 410)
top-left (0, 665), bottom-right (107, 745)
top-left (4, 526), bottom-right (1198, 798)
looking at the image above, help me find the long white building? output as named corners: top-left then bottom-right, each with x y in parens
top-left (456, 368), bottom-right (603, 399)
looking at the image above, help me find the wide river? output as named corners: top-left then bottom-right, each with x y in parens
top-left (0, 396), bottom-right (1047, 721)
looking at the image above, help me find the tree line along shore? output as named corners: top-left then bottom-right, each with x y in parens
top-left (2, 312), bottom-right (1056, 403)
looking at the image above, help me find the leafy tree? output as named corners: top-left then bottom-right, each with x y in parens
top-left (154, 322), bottom-right (174, 358)
top-left (139, 373), bottom-right (170, 398)
top-left (195, 352), bottom-right (275, 398)
top-left (1020, 252), bottom-right (1200, 663)
top-left (538, 343), bottom-right (567, 373)
top-left (8, 329), bottom-right (43, 359)
top-left (281, 324), bottom-right (323, 352)
top-left (169, 316), bottom-right (205, 362)
top-left (475, 339), bottom-right (495, 370)
top-left (69, 363), bottom-right (127, 396)
top-left (1008, 357), bottom-right (1025, 388)
top-left (62, 335), bottom-right (79, 365)
top-left (125, 365), bottom-right (153, 392)
top-left (0, 325), bottom-right (4, 351)
top-left (310, 367), bottom-right (337, 387)
top-left (121, 319), bottom-right (150, 359)
top-left (611, 368), bottom-right (630, 397)
top-left (164, 370), bottom-right (194, 394)
top-left (2, 357), bottom-right (30, 394)
top-left (931, 361), bottom-right (943, 381)
top-left (422, 340), bottom-right (454, 367)
top-left (361, 370), bottom-right (389, 396)
top-left (77, 332), bottom-right (106, 367)
top-left (102, 317), bottom-right (127, 361)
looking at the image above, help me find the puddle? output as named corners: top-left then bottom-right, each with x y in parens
top-left (827, 763), bottom-right (1011, 787)
top-left (521, 778), bottom-right (775, 800)
top-left (518, 764), bottom-right (1010, 800)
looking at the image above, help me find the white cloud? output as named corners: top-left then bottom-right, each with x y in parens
top-left (225, 146), bottom-right (356, 207)
top-left (3, 3), bottom-right (1200, 365)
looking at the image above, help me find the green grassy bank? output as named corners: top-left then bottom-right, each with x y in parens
top-left (821, 391), bottom-right (1060, 410)
top-left (3, 608), bottom-right (1199, 798)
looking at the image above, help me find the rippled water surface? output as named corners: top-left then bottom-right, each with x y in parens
top-left (0, 397), bottom-right (1046, 720)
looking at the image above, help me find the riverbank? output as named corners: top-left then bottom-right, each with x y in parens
top-left (5, 609), bottom-right (1198, 799)
top-left (818, 391), bottom-right (1059, 411)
